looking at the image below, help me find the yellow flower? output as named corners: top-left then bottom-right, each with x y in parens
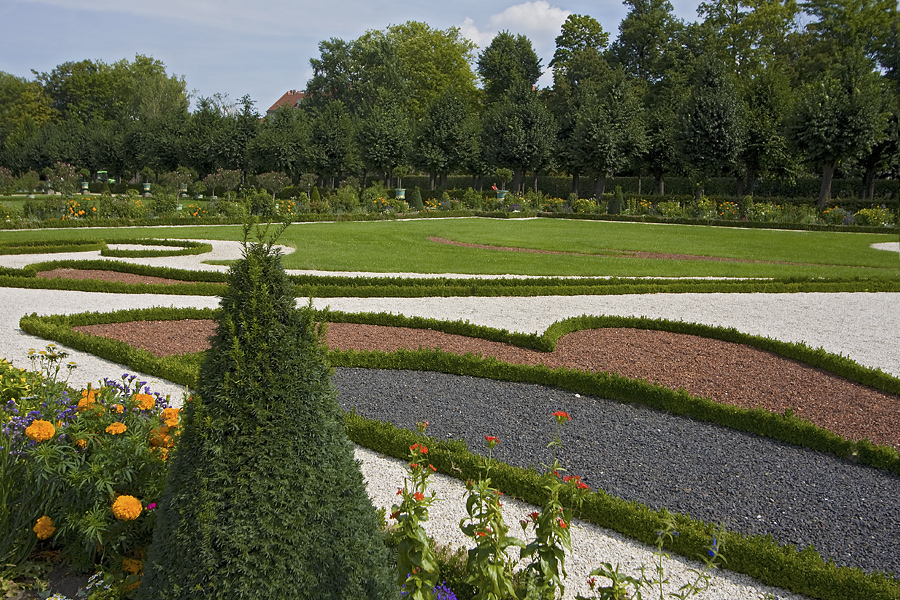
top-left (122, 558), bottom-right (143, 575)
top-left (133, 393), bottom-right (155, 411)
top-left (113, 404), bottom-right (124, 413)
top-left (111, 495), bottom-right (142, 521)
top-left (161, 407), bottom-right (179, 427)
top-left (106, 422), bottom-right (127, 435)
top-left (25, 419), bottom-right (55, 443)
top-left (34, 516), bottom-right (55, 539)
top-left (75, 438), bottom-right (87, 448)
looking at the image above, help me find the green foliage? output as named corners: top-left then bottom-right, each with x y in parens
top-left (409, 187), bottom-right (424, 210)
top-left (854, 206), bottom-right (896, 226)
top-left (477, 31), bottom-right (543, 103)
top-left (99, 239), bottom-right (213, 258)
top-left (0, 238), bottom-right (105, 254)
top-left (138, 235), bottom-right (394, 600)
top-left (14, 306), bottom-right (900, 600)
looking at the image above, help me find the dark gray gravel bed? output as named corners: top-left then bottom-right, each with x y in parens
top-left (333, 367), bottom-right (900, 578)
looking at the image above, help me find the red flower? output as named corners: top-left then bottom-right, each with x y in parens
top-left (396, 488), bottom-right (403, 496)
top-left (558, 518), bottom-right (568, 529)
top-left (530, 511), bottom-right (540, 521)
top-left (420, 446), bottom-right (429, 455)
top-left (552, 410), bottom-right (571, 423)
top-left (485, 435), bottom-right (499, 443)
top-left (577, 481), bottom-right (590, 491)
top-left (410, 443), bottom-right (419, 452)
top-left (429, 464), bottom-right (437, 472)
top-left (413, 492), bottom-right (425, 502)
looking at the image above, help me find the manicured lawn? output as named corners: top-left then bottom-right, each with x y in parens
top-left (0, 217), bottom-right (897, 278)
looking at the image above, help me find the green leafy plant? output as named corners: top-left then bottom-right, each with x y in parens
top-left (391, 421), bottom-right (441, 600)
top-left (460, 435), bottom-right (525, 600)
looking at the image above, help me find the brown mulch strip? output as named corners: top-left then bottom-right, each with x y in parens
top-left (36, 269), bottom-right (195, 286)
top-left (72, 319), bottom-right (900, 451)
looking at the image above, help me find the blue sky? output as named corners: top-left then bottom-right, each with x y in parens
top-left (0, 0), bottom-right (704, 112)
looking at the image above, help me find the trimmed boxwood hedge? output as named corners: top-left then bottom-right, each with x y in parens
top-left (16, 306), bottom-right (900, 599)
top-left (99, 238), bottom-right (213, 258)
top-left (0, 239), bottom-right (106, 254)
top-left (1, 259), bottom-right (899, 297)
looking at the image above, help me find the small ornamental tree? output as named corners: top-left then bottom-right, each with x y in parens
top-left (257, 171), bottom-right (291, 201)
top-left (49, 162), bottom-right (79, 196)
top-left (138, 223), bottom-right (395, 600)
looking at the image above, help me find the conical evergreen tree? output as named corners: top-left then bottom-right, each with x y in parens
top-left (139, 225), bottom-right (395, 600)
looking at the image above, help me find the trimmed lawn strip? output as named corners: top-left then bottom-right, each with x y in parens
top-left (15, 307), bottom-right (900, 599)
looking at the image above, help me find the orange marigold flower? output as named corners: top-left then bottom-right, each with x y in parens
top-left (161, 407), bottom-right (179, 427)
top-left (149, 426), bottom-right (172, 448)
top-left (78, 389), bottom-right (98, 411)
top-left (113, 404), bottom-right (124, 414)
top-left (133, 393), bottom-right (155, 411)
top-left (25, 419), bottom-right (55, 443)
top-left (122, 558), bottom-right (143, 575)
top-left (111, 495), bottom-right (142, 521)
top-left (157, 447), bottom-right (168, 461)
top-left (106, 422), bottom-right (127, 435)
top-left (33, 516), bottom-right (55, 539)
top-left (75, 438), bottom-right (87, 448)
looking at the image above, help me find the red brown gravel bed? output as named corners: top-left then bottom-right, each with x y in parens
top-left (73, 319), bottom-right (900, 451)
top-left (36, 269), bottom-right (192, 286)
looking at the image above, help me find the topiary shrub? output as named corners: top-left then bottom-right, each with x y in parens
top-left (138, 224), bottom-right (395, 600)
top-left (409, 187), bottom-right (424, 210)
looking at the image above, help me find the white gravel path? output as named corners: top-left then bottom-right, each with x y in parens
top-left (3, 241), bottom-right (897, 599)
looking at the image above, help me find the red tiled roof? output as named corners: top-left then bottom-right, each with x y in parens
top-left (267, 90), bottom-right (305, 113)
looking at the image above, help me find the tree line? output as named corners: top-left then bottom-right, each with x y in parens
top-left (0, 0), bottom-right (897, 207)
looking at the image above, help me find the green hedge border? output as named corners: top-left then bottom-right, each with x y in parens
top-left (1, 259), bottom-right (898, 297)
top-left (0, 210), bottom-right (896, 234)
top-left (0, 239), bottom-right (106, 254)
top-left (15, 307), bottom-right (900, 599)
top-left (98, 238), bottom-right (213, 258)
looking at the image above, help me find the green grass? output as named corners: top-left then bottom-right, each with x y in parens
top-left (0, 218), bottom-right (897, 278)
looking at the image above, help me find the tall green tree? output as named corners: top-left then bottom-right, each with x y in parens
top-left (306, 23), bottom-right (479, 121)
top-left (384, 22), bottom-right (480, 121)
top-left (571, 67), bottom-right (648, 197)
top-left (678, 58), bottom-right (745, 196)
top-left (415, 89), bottom-right (480, 189)
top-left (357, 88), bottom-right (411, 185)
top-left (791, 50), bottom-right (889, 205)
top-left (549, 16), bottom-right (612, 193)
top-left (477, 32), bottom-right (543, 103)
top-left (608, 0), bottom-right (682, 83)
top-left (249, 105), bottom-right (310, 177)
top-left (697, 0), bottom-right (800, 75)
top-left (481, 85), bottom-right (556, 192)
top-left (306, 101), bottom-right (359, 188)
top-left (736, 67), bottom-right (796, 195)
top-left (139, 232), bottom-right (395, 600)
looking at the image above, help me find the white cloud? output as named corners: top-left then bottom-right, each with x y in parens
top-left (458, 1), bottom-right (570, 86)
top-left (459, 1), bottom-right (571, 48)
top-left (487, 1), bottom-right (570, 37)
